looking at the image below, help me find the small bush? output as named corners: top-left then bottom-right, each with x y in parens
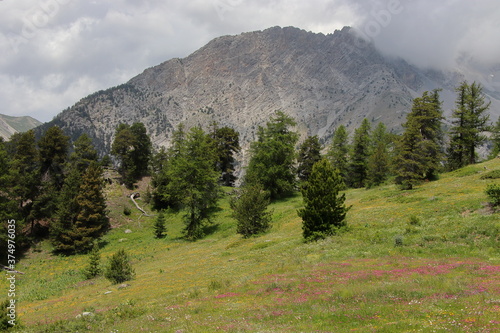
top-left (485, 183), bottom-right (500, 206)
top-left (123, 206), bottom-right (132, 216)
top-left (105, 249), bottom-right (135, 284)
top-left (408, 215), bottom-right (421, 226)
top-left (394, 235), bottom-right (404, 247)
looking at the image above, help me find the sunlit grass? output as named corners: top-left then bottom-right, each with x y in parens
top-left (2, 159), bottom-right (500, 332)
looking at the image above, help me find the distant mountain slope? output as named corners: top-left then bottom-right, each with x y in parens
top-left (36, 26), bottom-right (500, 160)
top-left (0, 114), bottom-right (43, 140)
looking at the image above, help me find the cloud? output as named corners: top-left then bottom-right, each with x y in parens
top-left (349, 0), bottom-right (500, 70)
top-left (0, 0), bottom-right (498, 122)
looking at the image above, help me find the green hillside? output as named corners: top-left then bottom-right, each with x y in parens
top-left (3, 159), bottom-right (500, 332)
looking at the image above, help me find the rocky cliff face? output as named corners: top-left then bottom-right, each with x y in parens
top-left (37, 26), bottom-right (499, 161)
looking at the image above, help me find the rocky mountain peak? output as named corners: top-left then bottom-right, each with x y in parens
top-left (37, 26), bottom-right (499, 164)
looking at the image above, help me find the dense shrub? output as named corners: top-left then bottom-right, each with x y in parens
top-left (105, 250), bottom-right (135, 284)
top-left (485, 184), bottom-right (500, 206)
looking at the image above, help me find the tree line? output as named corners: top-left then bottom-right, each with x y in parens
top-left (0, 80), bottom-right (495, 259)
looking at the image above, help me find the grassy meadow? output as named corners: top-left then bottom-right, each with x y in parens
top-left (2, 159), bottom-right (500, 332)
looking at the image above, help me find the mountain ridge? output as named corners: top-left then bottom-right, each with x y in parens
top-left (36, 26), bottom-right (500, 160)
top-left (0, 113), bottom-right (42, 140)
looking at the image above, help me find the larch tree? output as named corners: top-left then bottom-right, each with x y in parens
top-left (326, 124), bottom-right (349, 186)
top-left (447, 81), bottom-right (491, 169)
top-left (245, 111), bottom-right (299, 200)
top-left (348, 119), bottom-right (371, 188)
top-left (297, 135), bottom-right (322, 183)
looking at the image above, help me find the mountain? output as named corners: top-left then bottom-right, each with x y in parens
top-left (0, 114), bottom-right (43, 140)
top-left (37, 26), bottom-right (500, 159)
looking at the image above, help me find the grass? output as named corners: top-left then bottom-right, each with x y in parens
top-left (2, 159), bottom-right (500, 332)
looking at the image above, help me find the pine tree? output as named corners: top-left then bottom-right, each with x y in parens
top-left (298, 159), bottom-right (349, 242)
top-left (447, 81), bottom-right (491, 169)
top-left (51, 166), bottom-right (82, 253)
top-left (245, 111), bottom-right (299, 200)
top-left (9, 130), bottom-right (41, 233)
top-left (111, 123), bottom-right (152, 188)
top-left (394, 90), bottom-right (444, 189)
top-left (153, 125), bottom-right (222, 240)
top-left (489, 117), bottom-right (500, 159)
top-left (83, 242), bottom-right (101, 279)
top-left (72, 162), bottom-right (109, 253)
top-left (348, 119), bottom-right (371, 188)
top-left (105, 249), bottom-right (135, 284)
top-left (326, 125), bottom-right (349, 185)
top-left (70, 134), bottom-right (98, 173)
top-left (181, 127), bottom-right (222, 240)
top-left (366, 122), bottom-right (391, 188)
top-left (230, 183), bottom-right (272, 238)
top-left (153, 210), bottom-right (167, 239)
top-left (211, 125), bottom-right (240, 187)
top-left (38, 126), bottom-right (70, 190)
top-left (297, 135), bottom-right (322, 182)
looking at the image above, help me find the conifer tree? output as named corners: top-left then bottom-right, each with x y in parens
top-left (245, 111), bottom-right (299, 200)
top-left (180, 127), bottom-right (222, 240)
top-left (489, 117), bottom-right (500, 159)
top-left (151, 125), bottom-right (187, 210)
top-left (153, 210), bottom-right (167, 239)
top-left (73, 162), bottom-right (109, 253)
top-left (326, 125), bottom-right (349, 185)
top-left (394, 90), bottom-right (444, 189)
top-left (38, 126), bottom-right (70, 189)
top-left (51, 166), bottom-right (82, 253)
top-left (447, 81), bottom-right (491, 169)
top-left (366, 122), bottom-right (391, 188)
top-left (111, 123), bottom-right (152, 188)
top-left (230, 183), bottom-right (272, 238)
top-left (83, 242), bottom-right (101, 279)
top-left (348, 119), bottom-right (371, 188)
top-left (9, 130), bottom-right (41, 232)
top-left (70, 134), bottom-right (98, 173)
top-left (105, 249), bottom-right (135, 284)
top-left (298, 159), bottom-right (349, 242)
top-left (297, 135), bottom-right (322, 182)
top-left (211, 124), bottom-right (241, 187)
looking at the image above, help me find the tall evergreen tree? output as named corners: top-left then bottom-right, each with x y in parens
top-left (180, 127), bottom-right (222, 240)
top-left (51, 166), bottom-right (82, 253)
top-left (394, 90), bottom-right (444, 189)
top-left (348, 119), bottom-right (371, 188)
top-left (366, 122), bottom-right (391, 188)
top-left (245, 111), bottom-right (299, 200)
top-left (111, 123), bottom-right (152, 188)
top-left (151, 125), bottom-right (187, 210)
top-left (69, 134), bottom-right (98, 173)
top-left (153, 125), bottom-right (221, 240)
top-left (326, 125), bottom-right (349, 185)
top-left (38, 126), bottom-right (70, 190)
top-left (297, 135), bottom-right (322, 182)
top-left (447, 81), bottom-right (491, 169)
top-left (230, 183), bottom-right (272, 238)
top-left (0, 138), bottom-right (19, 265)
top-left (489, 117), bottom-right (500, 159)
top-left (211, 125), bottom-right (240, 186)
top-left (72, 162), bottom-right (109, 253)
top-left (9, 130), bottom-right (41, 233)
top-left (298, 159), bottom-right (349, 242)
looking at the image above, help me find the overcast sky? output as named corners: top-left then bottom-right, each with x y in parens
top-left (1, 0), bottom-right (499, 122)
